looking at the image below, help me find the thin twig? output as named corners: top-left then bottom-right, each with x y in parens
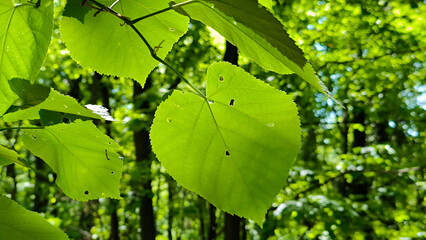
top-left (86, 0), bottom-right (206, 99)
top-left (130, 0), bottom-right (198, 24)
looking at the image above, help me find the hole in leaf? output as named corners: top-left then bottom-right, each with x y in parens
top-left (167, 118), bottom-right (172, 123)
top-left (111, 171), bottom-right (114, 174)
top-left (32, 135), bottom-right (37, 140)
top-left (84, 191), bottom-right (89, 195)
top-left (64, 105), bottom-right (68, 108)
top-left (266, 122), bottom-right (275, 127)
top-left (169, 27), bottom-right (175, 32)
top-left (208, 100), bottom-right (214, 104)
top-left (219, 75), bottom-right (224, 81)
top-left (225, 151), bottom-right (230, 156)
top-left (229, 99), bottom-right (235, 106)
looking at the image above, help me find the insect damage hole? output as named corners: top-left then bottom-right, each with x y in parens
top-left (32, 135), bottom-right (37, 140)
top-left (219, 75), bottom-right (224, 81)
top-left (229, 99), bottom-right (235, 106)
top-left (84, 191), bottom-right (89, 195)
top-left (167, 118), bottom-right (172, 123)
top-left (225, 151), bottom-right (231, 156)
top-left (111, 171), bottom-right (115, 175)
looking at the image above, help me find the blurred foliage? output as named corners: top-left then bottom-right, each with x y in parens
top-left (1, 0), bottom-right (425, 239)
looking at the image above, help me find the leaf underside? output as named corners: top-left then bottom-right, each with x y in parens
top-left (174, 0), bottom-right (335, 100)
top-left (150, 62), bottom-right (301, 224)
top-left (0, 0), bottom-right (53, 116)
top-left (0, 196), bottom-right (69, 240)
top-left (60, 0), bottom-right (189, 86)
top-left (22, 120), bottom-right (123, 201)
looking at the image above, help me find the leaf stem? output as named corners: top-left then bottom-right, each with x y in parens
top-left (0, 126), bottom-right (44, 132)
top-left (130, 0), bottom-right (199, 24)
top-left (86, 0), bottom-right (206, 99)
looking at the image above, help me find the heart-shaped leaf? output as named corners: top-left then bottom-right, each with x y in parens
top-left (60, 0), bottom-right (189, 86)
top-left (150, 62), bottom-right (301, 224)
top-left (22, 120), bottom-right (122, 201)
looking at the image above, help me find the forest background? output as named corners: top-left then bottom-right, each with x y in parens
top-left (0, 0), bottom-right (425, 239)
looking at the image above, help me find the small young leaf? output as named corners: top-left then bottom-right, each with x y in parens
top-left (0, 196), bottom-right (69, 240)
top-left (0, 0), bottom-right (54, 115)
top-left (150, 62), bottom-right (301, 224)
top-left (22, 120), bottom-right (123, 201)
top-left (60, 0), bottom-right (189, 86)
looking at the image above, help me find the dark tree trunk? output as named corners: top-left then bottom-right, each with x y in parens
top-left (223, 40), bottom-right (243, 240)
top-left (225, 214), bottom-right (242, 240)
top-left (199, 197), bottom-right (206, 240)
top-left (97, 78), bottom-right (120, 240)
top-left (208, 204), bottom-right (217, 240)
top-left (109, 201), bottom-right (120, 240)
top-left (33, 157), bottom-right (49, 213)
top-left (6, 161), bottom-right (17, 201)
top-left (133, 78), bottom-right (156, 240)
top-left (352, 105), bottom-right (366, 148)
top-left (167, 176), bottom-right (175, 240)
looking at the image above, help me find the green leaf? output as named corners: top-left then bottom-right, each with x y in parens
top-left (63, 0), bottom-right (90, 24)
top-left (22, 120), bottom-right (122, 201)
top-left (0, 196), bottom-right (69, 240)
top-left (150, 62), bottom-right (301, 224)
top-left (0, 145), bottom-right (24, 166)
top-left (60, 0), bottom-right (189, 86)
top-left (173, 0), bottom-right (335, 100)
top-left (3, 79), bottom-right (102, 122)
top-left (258, 0), bottom-right (273, 10)
top-left (0, 0), bottom-right (54, 116)
top-left (8, 78), bottom-right (50, 106)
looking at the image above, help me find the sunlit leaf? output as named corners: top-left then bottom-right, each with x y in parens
top-left (0, 196), bottom-right (69, 240)
top-left (3, 79), bottom-right (102, 122)
top-left (0, 0), bottom-right (53, 115)
top-left (173, 0), bottom-right (335, 100)
top-left (22, 120), bottom-right (123, 201)
top-left (60, 0), bottom-right (189, 86)
top-left (151, 62), bottom-right (301, 224)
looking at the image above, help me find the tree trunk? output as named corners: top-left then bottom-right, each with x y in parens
top-left (133, 78), bottom-right (156, 240)
top-left (167, 176), bottom-right (175, 240)
top-left (98, 78), bottom-right (120, 240)
top-left (208, 204), bottom-right (217, 240)
top-left (223, 40), bottom-right (244, 240)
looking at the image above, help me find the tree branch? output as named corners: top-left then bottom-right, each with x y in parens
top-left (85, 0), bottom-right (206, 99)
top-left (293, 166), bottom-right (423, 199)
